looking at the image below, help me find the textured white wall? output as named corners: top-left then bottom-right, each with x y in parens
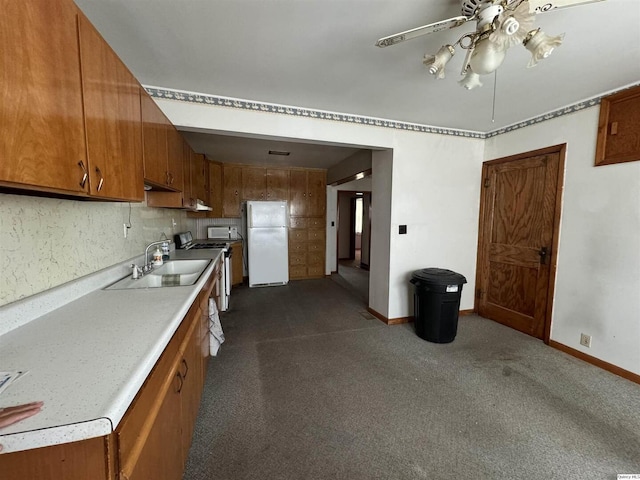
top-left (484, 107), bottom-right (640, 376)
top-left (155, 99), bottom-right (486, 319)
top-left (0, 194), bottom-right (187, 307)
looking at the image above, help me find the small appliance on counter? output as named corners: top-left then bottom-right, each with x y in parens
top-left (174, 231), bottom-right (231, 313)
top-left (207, 226), bottom-right (240, 240)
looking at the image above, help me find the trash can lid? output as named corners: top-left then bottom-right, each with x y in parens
top-left (411, 268), bottom-right (467, 285)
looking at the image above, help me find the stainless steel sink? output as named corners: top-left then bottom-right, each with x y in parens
top-left (106, 259), bottom-right (211, 290)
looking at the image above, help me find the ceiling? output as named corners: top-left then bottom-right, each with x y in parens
top-left (75, 0), bottom-right (640, 166)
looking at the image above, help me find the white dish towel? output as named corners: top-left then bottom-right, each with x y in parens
top-left (209, 298), bottom-right (225, 356)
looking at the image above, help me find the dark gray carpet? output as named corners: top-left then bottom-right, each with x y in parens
top-left (184, 278), bottom-right (640, 480)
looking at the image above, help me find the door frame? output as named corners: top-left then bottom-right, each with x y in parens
top-left (474, 144), bottom-right (566, 344)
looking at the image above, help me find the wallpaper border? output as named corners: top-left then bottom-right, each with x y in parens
top-left (145, 83), bottom-right (640, 139)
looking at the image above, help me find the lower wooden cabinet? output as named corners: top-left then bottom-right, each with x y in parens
top-left (1, 264), bottom-right (219, 480)
top-left (230, 240), bottom-right (244, 286)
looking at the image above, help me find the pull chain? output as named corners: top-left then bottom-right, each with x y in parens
top-left (492, 70), bottom-right (497, 123)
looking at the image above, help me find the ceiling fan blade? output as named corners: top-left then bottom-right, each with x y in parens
top-left (526, 0), bottom-right (605, 13)
top-left (375, 16), bottom-right (469, 48)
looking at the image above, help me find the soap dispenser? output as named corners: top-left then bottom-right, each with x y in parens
top-left (152, 247), bottom-right (164, 267)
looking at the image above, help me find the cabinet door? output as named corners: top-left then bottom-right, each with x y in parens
top-left (79, 14), bottom-right (143, 201)
top-left (307, 170), bottom-right (326, 217)
top-left (190, 153), bottom-right (208, 202)
top-left (231, 241), bottom-right (243, 286)
top-left (242, 166), bottom-right (266, 200)
top-left (182, 141), bottom-right (194, 208)
top-left (223, 165), bottom-right (242, 217)
top-left (180, 309), bottom-right (203, 461)
top-left (267, 168), bottom-right (289, 201)
top-left (167, 127), bottom-right (184, 192)
top-left (126, 368), bottom-right (184, 480)
top-left (0, 0), bottom-right (87, 194)
top-left (208, 162), bottom-right (223, 217)
top-left (289, 170), bottom-right (307, 216)
top-left (141, 92), bottom-right (170, 188)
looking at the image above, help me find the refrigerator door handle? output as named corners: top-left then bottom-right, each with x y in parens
top-left (248, 204), bottom-right (253, 228)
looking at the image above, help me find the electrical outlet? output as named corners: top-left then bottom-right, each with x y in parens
top-left (580, 333), bottom-right (592, 348)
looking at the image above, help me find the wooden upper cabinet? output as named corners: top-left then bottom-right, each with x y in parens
top-left (190, 153), bottom-right (208, 203)
top-left (0, 0), bottom-right (88, 195)
top-left (166, 127), bottom-right (185, 191)
top-left (208, 162), bottom-right (223, 217)
top-left (242, 167), bottom-right (266, 200)
top-left (307, 170), bottom-right (326, 216)
top-left (289, 169), bottom-right (308, 216)
top-left (223, 165), bottom-right (242, 217)
top-left (182, 141), bottom-right (194, 208)
top-left (266, 168), bottom-right (290, 201)
top-left (595, 85), bottom-right (640, 166)
top-left (141, 92), bottom-right (172, 189)
top-left (78, 13), bottom-right (143, 202)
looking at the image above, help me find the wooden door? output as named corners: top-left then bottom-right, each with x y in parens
top-left (0, 0), bottom-right (88, 194)
top-left (222, 165), bottom-right (242, 217)
top-left (476, 145), bottom-right (565, 340)
top-left (79, 13), bottom-right (143, 201)
top-left (208, 162), bottom-right (223, 217)
top-left (141, 92), bottom-right (170, 188)
top-left (242, 166), bottom-right (266, 200)
top-left (266, 168), bottom-right (289, 200)
top-left (289, 170), bottom-right (307, 216)
top-left (307, 170), bottom-right (326, 216)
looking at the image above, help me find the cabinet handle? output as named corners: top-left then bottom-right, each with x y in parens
top-left (235, 190), bottom-right (238, 196)
top-left (169, 172), bottom-right (174, 185)
top-left (181, 358), bottom-right (189, 379)
top-left (78, 161), bottom-right (88, 188)
top-left (95, 167), bottom-right (104, 192)
top-left (165, 171), bottom-right (170, 185)
top-left (175, 372), bottom-right (184, 393)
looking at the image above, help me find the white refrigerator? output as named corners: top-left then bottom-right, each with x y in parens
top-left (247, 200), bottom-right (289, 287)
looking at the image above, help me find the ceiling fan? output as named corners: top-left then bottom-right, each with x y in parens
top-left (376, 0), bottom-right (604, 89)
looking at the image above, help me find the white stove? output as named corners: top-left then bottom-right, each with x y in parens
top-left (174, 231), bottom-right (231, 312)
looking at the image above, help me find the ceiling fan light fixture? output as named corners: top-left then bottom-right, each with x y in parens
top-left (423, 45), bottom-right (455, 79)
top-left (524, 28), bottom-right (564, 67)
top-left (489, 0), bottom-right (536, 49)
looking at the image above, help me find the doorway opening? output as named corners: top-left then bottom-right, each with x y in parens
top-left (335, 190), bottom-right (371, 304)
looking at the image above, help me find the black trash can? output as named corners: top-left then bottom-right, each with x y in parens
top-left (410, 268), bottom-right (467, 343)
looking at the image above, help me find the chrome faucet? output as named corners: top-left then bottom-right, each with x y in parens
top-left (130, 240), bottom-right (167, 279)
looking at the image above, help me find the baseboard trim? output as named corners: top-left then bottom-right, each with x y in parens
top-left (459, 309), bottom-right (475, 316)
top-left (367, 309), bottom-right (474, 325)
top-left (549, 340), bottom-right (640, 385)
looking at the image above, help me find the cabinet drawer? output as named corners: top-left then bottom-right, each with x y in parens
top-left (289, 242), bottom-right (307, 253)
top-left (289, 217), bottom-right (307, 229)
top-left (307, 241), bottom-right (323, 252)
top-left (289, 265), bottom-right (307, 278)
top-left (307, 265), bottom-right (325, 277)
top-left (308, 229), bottom-right (325, 242)
top-left (289, 229), bottom-right (307, 243)
top-left (307, 218), bottom-right (324, 229)
top-left (308, 252), bottom-right (324, 266)
top-left (289, 253), bottom-right (306, 266)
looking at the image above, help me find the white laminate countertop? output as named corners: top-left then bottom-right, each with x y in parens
top-left (0, 248), bottom-right (224, 454)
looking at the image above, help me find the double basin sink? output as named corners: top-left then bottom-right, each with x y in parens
top-left (106, 259), bottom-right (211, 290)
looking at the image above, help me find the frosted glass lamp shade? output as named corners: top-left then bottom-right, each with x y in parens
top-left (469, 38), bottom-right (507, 76)
top-left (525, 29), bottom-right (564, 68)
top-left (423, 45), bottom-right (455, 79)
